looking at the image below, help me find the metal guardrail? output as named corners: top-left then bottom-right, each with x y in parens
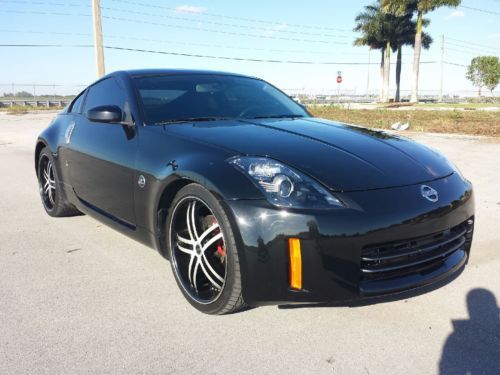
top-left (0, 99), bottom-right (72, 108)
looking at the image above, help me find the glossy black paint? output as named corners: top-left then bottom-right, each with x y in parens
top-left (35, 69), bottom-right (474, 306)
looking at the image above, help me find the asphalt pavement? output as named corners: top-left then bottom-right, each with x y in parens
top-left (1, 112), bottom-right (499, 374)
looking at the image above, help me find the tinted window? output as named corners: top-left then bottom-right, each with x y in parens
top-left (133, 74), bottom-right (308, 124)
top-left (69, 91), bottom-right (86, 114)
top-left (84, 77), bottom-right (127, 113)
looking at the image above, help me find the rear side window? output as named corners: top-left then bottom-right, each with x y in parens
top-left (69, 91), bottom-right (86, 114)
top-left (84, 77), bottom-right (127, 112)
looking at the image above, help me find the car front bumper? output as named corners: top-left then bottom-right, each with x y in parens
top-left (224, 172), bottom-right (474, 306)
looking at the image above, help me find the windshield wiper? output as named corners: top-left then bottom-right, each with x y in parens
top-left (246, 114), bottom-right (305, 119)
top-left (155, 117), bottom-right (233, 125)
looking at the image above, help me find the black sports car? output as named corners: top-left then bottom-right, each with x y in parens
top-left (35, 69), bottom-right (474, 314)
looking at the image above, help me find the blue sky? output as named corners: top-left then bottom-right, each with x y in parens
top-left (0, 0), bottom-right (499, 97)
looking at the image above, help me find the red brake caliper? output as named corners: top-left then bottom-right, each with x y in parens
top-left (211, 217), bottom-right (226, 259)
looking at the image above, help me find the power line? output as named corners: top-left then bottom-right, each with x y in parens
top-left (446, 37), bottom-right (500, 52)
top-left (99, 5), bottom-right (351, 40)
top-left (2, 0), bottom-right (352, 40)
top-left (446, 42), bottom-right (500, 55)
top-left (446, 47), bottom-right (480, 55)
top-left (2, 0), bottom-right (354, 35)
top-left (444, 61), bottom-right (467, 67)
top-left (1, 0), bottom-right (86, 6)
top-left (459, 5), bottom-right (500, 16)
top-left (3, 9), bottom-right (87, 17)
top-left (0, 43), bottom-right (93, 48)
top-left (108, 0), bottom-right (353, 33)
top-left (0, 28), bottom-right (430, 58)
top-left (101, 14), bottom-right (348, 45)
top-left (0, 43), bottom-right (440, 65)
top-left (105, 45), bottom-right (439, 65)
top-left (1, 8), bottom-right (349, 45)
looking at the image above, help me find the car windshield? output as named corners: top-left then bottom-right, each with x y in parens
top-left (132, 74), bottom-right (309, 124)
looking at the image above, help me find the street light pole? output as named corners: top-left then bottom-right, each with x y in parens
top-left (92, 0), bottom-right (105, 78)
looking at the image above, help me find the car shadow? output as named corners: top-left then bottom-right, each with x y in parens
top-left (439, 288), bottom-right (500, 375)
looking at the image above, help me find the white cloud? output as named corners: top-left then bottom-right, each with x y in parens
top-left (445, 10), bottom-right (465, 21)
top-left (174, 5), bottom-right (206, 14)
top-left (261, 23), bottom-right (288, 36)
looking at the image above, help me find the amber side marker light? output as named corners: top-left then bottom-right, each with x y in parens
top-left (288, 238), bottom-right (302, 290)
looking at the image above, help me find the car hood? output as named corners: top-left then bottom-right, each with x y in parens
top-left (164, 117), bottom-right (454, 191)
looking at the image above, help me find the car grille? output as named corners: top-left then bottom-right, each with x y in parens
top-left (361, 219), bottom-right (473, 281)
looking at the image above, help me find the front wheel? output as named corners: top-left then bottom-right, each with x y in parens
top-left (167, 183), bottom-right (246, 314)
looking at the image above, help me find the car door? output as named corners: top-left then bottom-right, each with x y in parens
top-left (67, 77), bottom-right (137, 226)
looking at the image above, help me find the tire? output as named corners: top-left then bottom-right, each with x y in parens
top-left (166, 183), bottom-right (246, 314)
top-left (37, 147), bottom-right (81, 217)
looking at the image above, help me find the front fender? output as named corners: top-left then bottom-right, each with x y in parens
top-left (134, 128), bottom-right (264, 252)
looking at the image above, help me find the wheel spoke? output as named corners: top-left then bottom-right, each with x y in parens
top-left (199, 259), bottom-right (222, 290)
top-left (177, 234), bottom-right (195, 246)
top-left (187, 252), bottom-right (196, 285)
top-left (201, 253), bottom-right (225, 283)
top-left (198, 223), bottom-right (219, 244)
top-left (191, 257), bottom-right (201, 291)
top-left (186, 202), bottom-right (196, 242)
top-left (48, 188), bottom-right (54, 205)
top-left (190, 201), bottom-right (199, 240)
top-left (176, 243), bottom-right (194, 255)
top-left (201, 232), bottom-right (223, 253)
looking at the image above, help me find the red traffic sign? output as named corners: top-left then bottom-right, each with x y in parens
top-left (336, 76), bottom-right (342, 84)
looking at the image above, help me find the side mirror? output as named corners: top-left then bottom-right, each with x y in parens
top-left (87, 105), bottom-right (123, 123)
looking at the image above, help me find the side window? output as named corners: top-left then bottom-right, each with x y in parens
top-left (69, 90), bottom-right (86, 114)
top-left (83, 78), bottom-right (127, 113)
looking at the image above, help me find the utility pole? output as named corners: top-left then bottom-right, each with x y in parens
top-left (92, 0), bottom-right (105, 78)
top-left (439, 34), bottom-right (444, 102)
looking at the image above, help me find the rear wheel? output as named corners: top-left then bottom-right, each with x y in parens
top-left (37, 147), bottom-right (80, 217)
top-left (167, 184), bottom-right (246, 314)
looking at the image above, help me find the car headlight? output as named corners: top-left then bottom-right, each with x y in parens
top-left (228, 156), bottom-right (344, 209)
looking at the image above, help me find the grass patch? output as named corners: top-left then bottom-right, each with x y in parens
top-left (416, 102), bottom-right (499, 109)
top-left (308, 105), bottom-right (500, 137)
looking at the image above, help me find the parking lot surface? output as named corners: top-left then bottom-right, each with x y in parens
top-left (1, 112), bottom-right (499, 374)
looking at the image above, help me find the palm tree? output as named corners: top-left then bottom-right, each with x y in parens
top-left (354, 1), bottom-right (428, 102)
top-left (354, 4), bottom-right (387, 101)
top-left (392, 21), bottom-right (433, 102)
top-left (354, 2), bottom-right (401, 102)
top-left (382, 0), bottom-right (461, 103)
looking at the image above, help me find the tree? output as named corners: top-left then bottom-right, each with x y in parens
top-left (354, 3), bottom-right (388, 101)
top-left (466, 56), bottom-right (500, 96)
top-left (393, 27), bottom-right (432, 102)
top-left (382, 0), bottom-right (461, 103)
top-left (354, 1), bottom-right (432, 102)
top-left (354, 2), bottom-right (406, 102)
